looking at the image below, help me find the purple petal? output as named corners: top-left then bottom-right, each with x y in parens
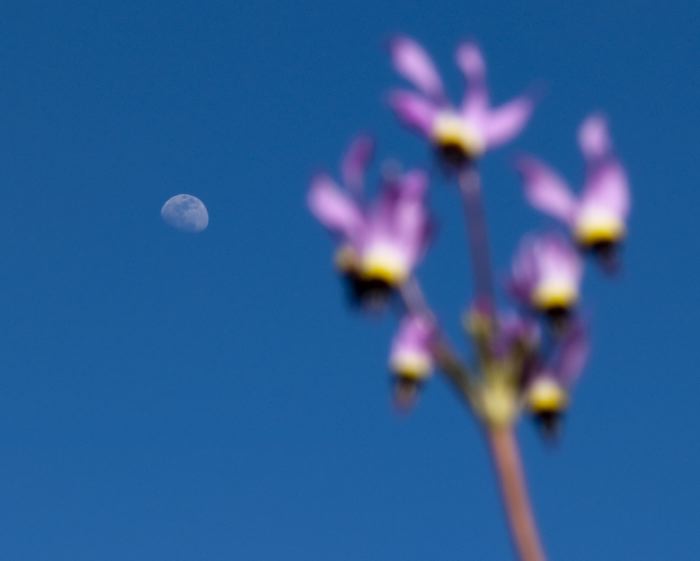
top-left (390, 314), bottom-right (435, 374)
top-left (482, 95), bottom-right (534, 148)
top-left (509, 235), bottom-right (539, 304)
top-left (388, 90), bottom-right (440, 137)
top-left (517, 156), bottom-right (577, 224)
top-left (552, 321), bottom-right (589, 386)
top-left (456, 42), bottom-right (488, 117)
top-left (389, 36), bottom-right (444, 101)
top-left (579, 116), bottom-right (630, 219)
top-left (396, 168), bottom-right (429, 198)
top-left (510, 233), bottom-right (583, 309)
top-left (578, 113), bottom-right (612, 163)
top-left (341, 135), bottom-right (375, 193)
top-left (392, 170), bottom-right (431, 260)
top-left (535, 234), bottom-right (583, 284)
top-left (493, 310), bottom-right (540, 357)
top-left (308, 174), bottom-right (364, 240)
top-left (363, 170), bottom-right (431, 276)
top-left (576, 116), bottom-right (630, 239)
top-left (581, 160), bottom-right (631, 219)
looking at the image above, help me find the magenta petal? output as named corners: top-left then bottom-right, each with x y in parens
top-left (390, 314), bottom-right (435, 372)
top-left (578, 113), bottom-right (612, 162)
top-left (368, 171), bottom-right (427, 230)
top-left (482, 95), bottom-right (534, 148)
top-left (509, 236), bottom-right (539, 303)
top-left (535, 234), bottom-right (583, 284)
top-left (509, 233), bottom-right (583, 308)
top-left (517, 156), bottom-right (577, 224)
top-left (455, 42), bottom-right (486, 81)
top-left (364, 169), bottom-right (431, 278)
top-left (308, 174), bottom-right (364, 240)
top-left (393, 314), bottom-right (434, 352)
top-left (397, 169), bottom-right (429, 198)
top-left (390, 35), bottom-right (445, 101)
top-left (579, 116), bottom-right (630, 219)
top-left (396, 170), bottom-right (431, 258)
top-left (455, 41), bottom-right (488, 116)
top-left (582, 160), bottom-right (631, 218)
top-left (388, 90), bottom-right (439, 137)
top-left (553, 321), bottom-right (589, 385)
top-left (493, 310), bottom-right (540, 357)
top-left (341, 135), bottom-right (375, 193)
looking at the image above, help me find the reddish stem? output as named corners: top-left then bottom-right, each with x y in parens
top-left (487, 427), bottom-right (547, 561)
top-left (458, 167), bottom-right (496, 316)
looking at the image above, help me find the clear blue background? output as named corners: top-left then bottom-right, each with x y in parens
top-left (0, 1), bottom-right (698, 560)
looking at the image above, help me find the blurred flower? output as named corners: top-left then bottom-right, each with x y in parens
top-left (493, 310), bottom-right (541, 359)
top-left (510, 234), bottom-right (583, 319)
top-left (524, 321), bottom-right (589, 435)
top-left (308, 137), bottom-right (432, 305)
top-left (467, 298), bottom-right (539, 359)
top-left (389, 314), bottom-right (436, 407)
top-left (388, 36), bottom-right (534, 168)
top-left (517, 114), bottom-right (630, 267)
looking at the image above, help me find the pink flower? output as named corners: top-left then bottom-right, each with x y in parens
top-left (308, 136), bottom-right (432, 305)
top-left (510, 233), bottom-right (583, 318)
top-left (518, 114), bottom-right (631, 265)
top-left (389, 314), bottom-right (436, 407)
top-left (389, 36), bottom-right (534, 167)
top-left (524, 321), bottom-right (589, 435)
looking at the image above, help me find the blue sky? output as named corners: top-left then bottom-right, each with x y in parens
top-left (1, 1), bottom-right (699, 560)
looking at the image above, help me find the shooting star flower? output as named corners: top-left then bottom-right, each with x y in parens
top-left (518, 114), bottom-right (631, 268)
top-left (389, 36), bottom-right (534, 168)
top-left (308, 137), bottom-right (432, 306)
top-left (510, 233), bottom-right (583, 319)
top-left (389, 314), bottom-right (436, 407)
top-left (524, 321), bottom-right (589, 435)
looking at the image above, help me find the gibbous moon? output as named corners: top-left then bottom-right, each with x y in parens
top-left (161, 194), bottom-right (209, 233)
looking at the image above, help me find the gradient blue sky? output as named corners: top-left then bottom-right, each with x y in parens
top-left (1, 1), bottom-right (698, 560)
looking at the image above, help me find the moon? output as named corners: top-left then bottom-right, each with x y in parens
top-left (161, 194), bottom-right (209, 233)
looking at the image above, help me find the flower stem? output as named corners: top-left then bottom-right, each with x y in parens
top-left (399, 279), bottom-right (473, 402)
top-left (458, 167), bottom-right (495, 316)
top-left (487, 426), bottom-right (546, 561)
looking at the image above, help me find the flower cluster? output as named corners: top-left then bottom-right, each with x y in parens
top-left (308, 36), bottom-right (630, 437)
top-left (508, 114), bottom-right (630, 432)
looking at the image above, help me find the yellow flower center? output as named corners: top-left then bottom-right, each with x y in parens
top-left (390, 352), bottom-right (432, 381)
top-left (532, 278), bottom-right (578, 311)
top-left (360, 243), bottom-right (408, 286)
top-left (574, 208), bottom-right (625, 247)
top-left (526, 377), bottom-right (568, 413)
top-left (431, 112), bottom-right (485, 159)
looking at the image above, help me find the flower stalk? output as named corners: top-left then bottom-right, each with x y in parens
top-left (488, 426), bottom-right (546, 561)
top-left (309, 34), bottom-right (629, 561)
top-left (435, 155), bottom-right (564, 560)
top-left (459, 164), bottom-right (546, 560)
top-left (459, 167), bottom-right (496, 316)
top-left (402, 276), bottom-right (546, 561)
